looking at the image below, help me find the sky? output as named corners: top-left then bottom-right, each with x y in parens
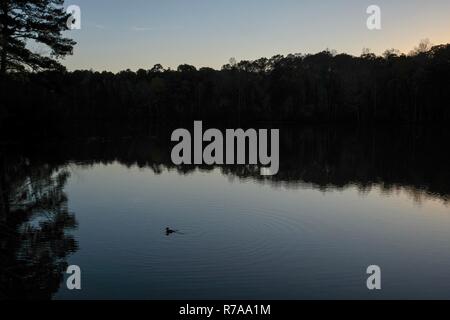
top-left (61, 0), bottom-right (450, 72)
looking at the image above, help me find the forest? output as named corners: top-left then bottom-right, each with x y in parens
top-left (1, 43), bottom-right (450, 129)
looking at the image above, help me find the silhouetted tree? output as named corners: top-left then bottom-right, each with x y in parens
top-left (0, 0), bottom-right (75, 76)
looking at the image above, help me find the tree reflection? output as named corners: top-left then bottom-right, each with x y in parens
top-left (29, 125), bottom-right (447, 205)
top-left (0, 155), bottom-right (78, 300)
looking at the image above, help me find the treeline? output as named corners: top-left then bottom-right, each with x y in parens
top-left (1, 43), bottom-right (450, 126)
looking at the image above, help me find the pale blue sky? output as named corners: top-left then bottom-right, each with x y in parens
top-left (62, 0), bottom-right (450, 72)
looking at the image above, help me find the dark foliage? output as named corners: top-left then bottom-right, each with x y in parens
top-left (2, 44), bottom-right (450, 127)
top-left (0, 0), bottom-right (75, 75)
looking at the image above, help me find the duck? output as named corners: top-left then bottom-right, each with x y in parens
top-left (165, 227), bottom-right (177, 235)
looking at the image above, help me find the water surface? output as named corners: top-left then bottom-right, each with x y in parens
top-left (1, 126), bottom-right (450, 299)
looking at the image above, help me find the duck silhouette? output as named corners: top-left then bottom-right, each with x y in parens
top-left (165, 227), bottom-right (178, 235)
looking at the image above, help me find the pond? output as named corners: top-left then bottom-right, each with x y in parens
top-left (1, 126), bottom-right (449, 299)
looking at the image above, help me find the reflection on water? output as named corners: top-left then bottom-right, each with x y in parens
top-left (1, 126), bottom-right (450, 299)
top-left (0, 157), bottom-right (78, 300)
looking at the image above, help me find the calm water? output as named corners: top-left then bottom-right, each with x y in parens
top-left (1, 126), bottom-right (450, 299)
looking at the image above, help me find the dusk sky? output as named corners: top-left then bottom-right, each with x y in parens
top-left (62, 0), bottom-right (450, 72)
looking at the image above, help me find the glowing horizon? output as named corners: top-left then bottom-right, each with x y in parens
top-left (62, 0), bottom-right (450, 72)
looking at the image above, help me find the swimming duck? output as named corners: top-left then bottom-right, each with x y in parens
top-left (166, 227), bottom-right (177, 235)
